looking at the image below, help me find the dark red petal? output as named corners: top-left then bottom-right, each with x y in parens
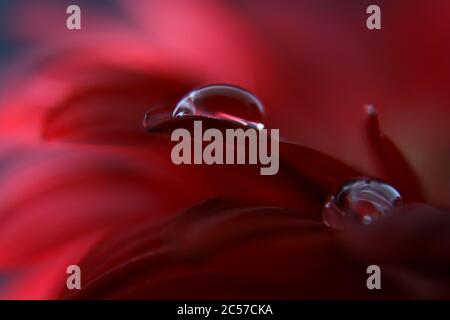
top-left (62, 203), bottom-right (382, 299)
top-left (41, 68), bottom-right (195, 145)
top-left (340, 204), bottom-right (450, 298)
top-left (146, 111), bottom-right (362, 194)
top-left (366, 105), bottom-right (423, 201)
top-left (341, 204), bottom-right (450, 269)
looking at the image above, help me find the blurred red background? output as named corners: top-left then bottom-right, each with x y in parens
top-left (0, 0), bottom-right (449, 299)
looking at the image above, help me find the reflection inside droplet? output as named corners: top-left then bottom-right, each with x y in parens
top-left (172, 84), bottom-right (265, 130)
top-left (322, 177), bottom-right (403, 228)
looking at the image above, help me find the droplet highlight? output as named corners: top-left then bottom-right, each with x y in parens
top-left (322, 177), bottom-right (403, 228)
top-left (173, 84), bottom-right (265, 129)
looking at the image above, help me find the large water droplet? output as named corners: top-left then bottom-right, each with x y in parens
top-left (173, 84), bottom-right (265, 130)
top-left (322, 177), bottom-right (403, 228)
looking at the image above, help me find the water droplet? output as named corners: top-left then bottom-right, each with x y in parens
top-left (322, 177), bottom-right (403, 228)
top-left (173, 84), bottom-right (265, 130)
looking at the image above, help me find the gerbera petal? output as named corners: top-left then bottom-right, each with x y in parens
top-left (366, 105), bottom-right (423, 201)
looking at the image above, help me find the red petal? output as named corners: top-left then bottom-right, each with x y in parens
top-left (366, 105), bottom-right (423, 201)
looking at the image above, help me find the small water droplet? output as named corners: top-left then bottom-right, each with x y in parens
top-left (173, 84), bottom-right (265, 130)
top-left (322, 177), bottom-right (403, 228)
